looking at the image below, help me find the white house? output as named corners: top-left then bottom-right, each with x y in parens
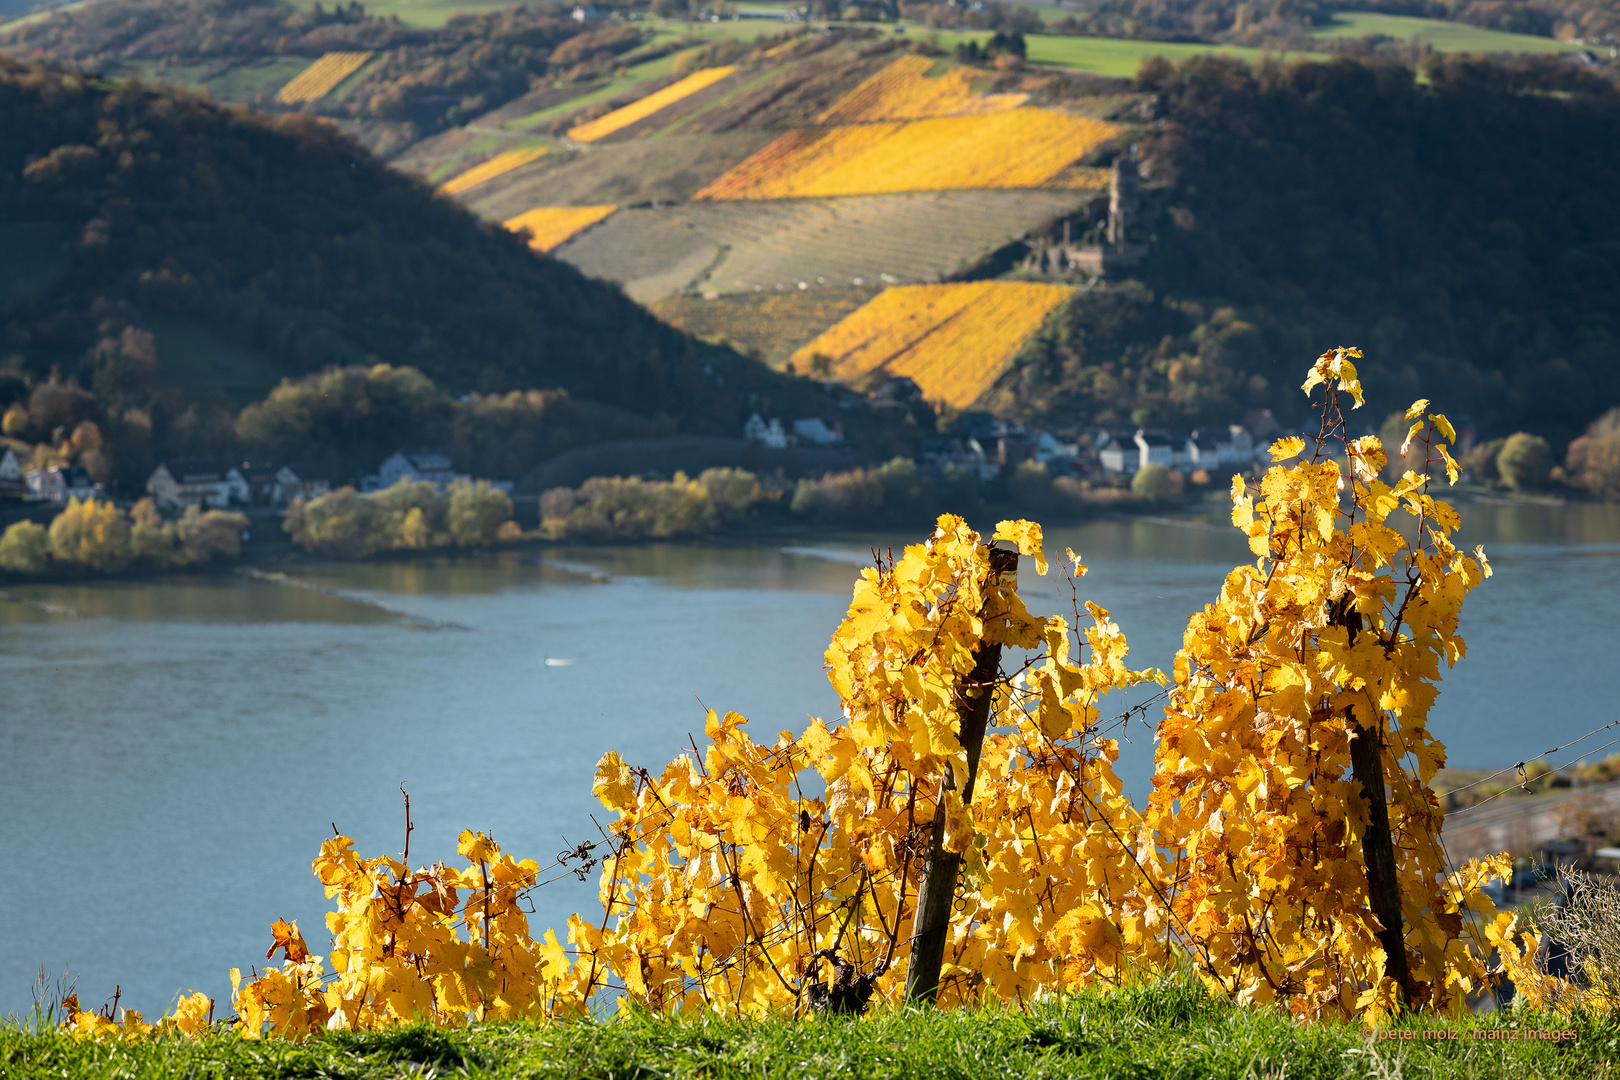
top-left (148, 461), bottom-right (231, 510)
top-left (0, 447), bottom-right (22, 492)
top-left (378, 451), bottom-right (457, 490)
top-left (1224, 424), bottom-right (1258, 465)
top-left (226, 463), bottom-right (279, 505)
top-left (1096, 431), bottom-right (1135, 474)
top-left (792, 417), bottom-right (843, 445)
top-left (1133, 429), bottom-right (1177, 470)
top-left (1033, 431), bottom-right (1078, 467)
top-left (274, 465), bottom-right (330, 505)
top-left (1185, 430), bottom-right (1225, 468)
top-left (743, 413), bottom-right (787, 449)
top-left (29, 464), bottom-right (100, 503)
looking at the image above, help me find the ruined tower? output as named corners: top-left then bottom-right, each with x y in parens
top-left (1107, 148), bottom-right (1140, 248)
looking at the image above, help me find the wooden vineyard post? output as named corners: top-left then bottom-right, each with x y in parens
top-left (1343, 608), bottom-right (1414, 1011)
top-left (905, 540), bottom-right (1019, 1004)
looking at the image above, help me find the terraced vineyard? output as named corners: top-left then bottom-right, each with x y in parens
top-left (549, 211), bottom-right (723, 304)
top-left (275, 51), bottom-right (372, 104)
top-left (817, 54), bottom-right (1026, 123)
top-left (458, 132), bottom-right (780, 220)
top-left (382, 33), bottom-right (1136, 392)
top-left (438, 147), bottom-right (549, 195)
top-left (790, 281), bottom-right (1076, 408)
top-left (503, 206), bottom-right (618, 253)
top-left (550, 190), bottom-right (1088, 302)
top-left (649, 287), bottom-right (883, 366)
top-left (568, 66), bottom-right (737, 143)
top-left (694, 110), bottom-right (1123, 200)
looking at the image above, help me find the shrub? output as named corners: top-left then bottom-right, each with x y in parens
top-left (791, 467), bottom-right (883, 521)
top-left (1497, 431), bottom-right (1552, 490)
top-left (284, 487), bottom-right (389, 558)
top-left (0, 519), bottom-right (49, 574)
top-left (1564, 408), bottom-right (1620, 499)
top-left (1462, 436), bottom-right (1506, 484)
top-left (448, 481), bottom-right (514, 547)
top-left (48, 497), bottom-right (130, 572)
top-left (128, 498), bottom-right (176, 564)
top-left (696, 468), bottom-right (763, 521)
top-left (542, 474), bottom-right (716, 540)
top-left (286, 478), bottom-right (519, 555)
top-left (176, 506), bottom-right (249, 565)
top-left (1131, 462), bottom-right (1174, 502)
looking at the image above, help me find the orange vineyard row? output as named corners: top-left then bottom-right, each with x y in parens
top-left (817, 54), bottom-right (1027, 124)
top-left (791, 282), bottom-right (1074, 409)
top-left (276, 52), bottom-right (372, 104)
top-left (503, 205), bottom-right (618, 252)
top-left (567, 66), bottom-right (736, 143)
top-left (438, 148), bottom-right (549, 196)
top-left (694, 110), bottom-right (1122, 201)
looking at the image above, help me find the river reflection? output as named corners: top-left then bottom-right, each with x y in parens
top-left (2, 499), bottom-right (1617, 1018)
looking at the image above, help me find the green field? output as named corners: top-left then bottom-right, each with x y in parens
top-left (285, 0), bottom-right (519, 28)
top-left (1312, 12), bottom-right (1584, 54)
top-left (641, 16), bottom-right (1322, 76)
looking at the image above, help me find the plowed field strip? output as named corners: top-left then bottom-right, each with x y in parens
top-left (668, 191), bottom-right (1083, 293)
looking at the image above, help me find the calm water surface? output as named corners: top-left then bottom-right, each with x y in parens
top-left (2, 501), bottom-right (1617, 1017)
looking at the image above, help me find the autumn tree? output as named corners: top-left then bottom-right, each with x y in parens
top-left (1496, 432), bottom-right (1552, 490)
top-left (0, 519), bottom-right (49, 573)
top-left (48, 497), bottom-right (130, 573)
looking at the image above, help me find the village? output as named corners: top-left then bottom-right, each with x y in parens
top-left (0, 404), bottom-right (1283, 521)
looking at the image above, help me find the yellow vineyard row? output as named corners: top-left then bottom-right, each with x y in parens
top-left (503, 205), bottom-right (618, 252)
top-left (276, 51), bottom-right (372, 104)
top-left (438, 147), bottom-right (549, 196)
top-left (567, 66), bottom-right (736, 143)
top-left (791, 281), bottom-right (1074, 409)
top-left (817, 54), bottom-right (1026, 124)
top-left (694, 110), bottom-right (1122, 201)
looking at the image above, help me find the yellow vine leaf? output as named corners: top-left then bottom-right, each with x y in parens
top-left (1269, 435), bottom-right (1305, 461)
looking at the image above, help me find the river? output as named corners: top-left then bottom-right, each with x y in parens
top-left (2, 499), bottom-right (1617, 1019)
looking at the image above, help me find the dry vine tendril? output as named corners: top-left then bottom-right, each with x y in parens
top-left (73, 352), bottom-right (1549, 1038)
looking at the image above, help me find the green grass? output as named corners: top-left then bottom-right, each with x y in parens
top-left (1312, 12), bottom-right (1584, 54)
top-left (3, 979), bottom-right (1618, 1079)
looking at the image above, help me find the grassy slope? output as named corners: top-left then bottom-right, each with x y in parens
top-left (2, 979), bottom-right (1617, 1079)
top-left (1312, 12), bottom-right (1585, 54)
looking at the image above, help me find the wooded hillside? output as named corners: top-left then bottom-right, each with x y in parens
top-left (993, 53), bottom-right (1620, 443)
top-left (0, 56), bottom-right (866, 491)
